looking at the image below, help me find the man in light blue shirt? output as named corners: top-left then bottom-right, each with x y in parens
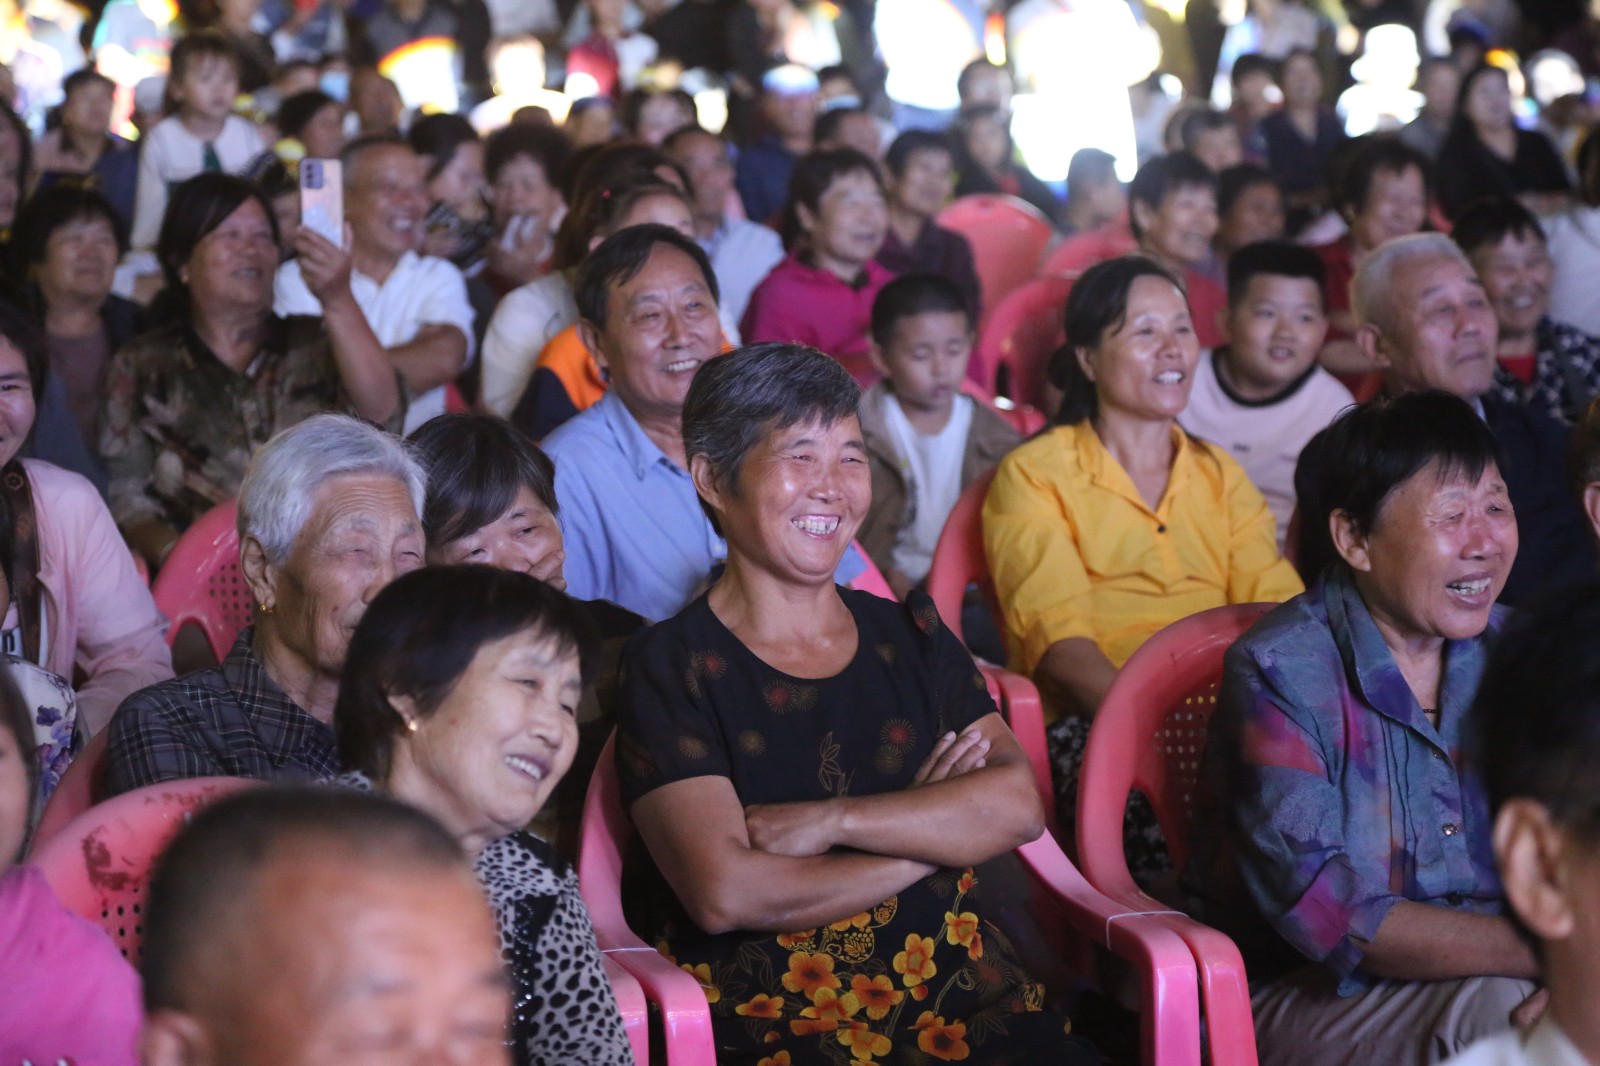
top-left (545, 224), bottom-right (862, 622)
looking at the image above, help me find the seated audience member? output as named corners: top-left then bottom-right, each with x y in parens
top-left (741, 148), bottom-right (893, 384)
top-left (1213, 163), bottom-right (1287, 266)
top-left (1228, 52), bottom-right (1278, 158)
top-left (1062, 146), bottom-right (1127, 238)
top-left (0, 668), bottom-right (141, 1066)
top-left (618, 342), bottom-right (1100, 1064)
top-left (272, 89), bottom-right (346, 161)
top-left (348, 66), bottom-right (405, 137)
top-left (1398, 56), bottom-right (1460, 160)
top-left (539, 225), bottom-right (725, 621)
top-left (1581, 398), bottom-right (1600, 542)
top-left (620, 88), bottom-right (696, 148)
top-left (104, 415), bottom-right (424, 794)
top-left (858, 273), bottom-right (1018, 597)
top-left (479, 122), bottom-right (571, 297)
top-left (664, 125), bottom-right (786, 333)
top-left (1179, 107), bottom-right (1246, 174)
top-left (1259, 50), bottom-right (1347, 228)
top-left (28, 68), bottom-right (138, 226)
top-left (1437, 64), bottom-right (1572, 221)
top-left (334, 566), bottom-right (632, 1065)
top-left (1297, 233), bottom-right (1596, 602)
top-left (1312, 137), bottom-right (1432, 376)
top-left (735, 63), bottom-right (818, 226)
top-left (0, 306), bottom-right (172, 737)
top-left (102, 174), bottom-right (402, 568)
top-left (131, 32), bottom-right (266, 251)
top-left (1179, 241), bottom-right (1353, 548)
top-left (875, 130), bottom-right (981, 320)
top-left (813, 103), bottom-right (881, 159)
top-left (409, 113), bottom-right (493, 272)
top-left (10, 184), bottom-right (143, 487)
top-left (139, 787), bottom-right (512, 1066)
top-left (1450, 197), bottom-right (1600, 422)
top-left (274, 136), bottom-right (475, 434)
top-left (1196, 392), bottom-right (1537, 1066)
top-left (1543, 132), bottom-right (1600, 338)
top-left (951, 104), bottom-right (1064, 228)
top-left (517, 179), bottom-right (699, 438)
top-left (958, 56), bottom-right (1014, 113)
top-left (565, 95), bottom-right (619, 149)
top-left (1127, 152), bottom-right (1229, 348)
top-left (566, 0), bottom-right (657, 98)
top-left (1444, 582), bottom-right (1600, 1064)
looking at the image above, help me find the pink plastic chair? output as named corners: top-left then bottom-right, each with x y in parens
top-left (1077, 604), bottom-right (1277, 1066)
top-left (846, 540), bottom-right (897, 600)
top-left (1039, 226), bottom-right (1139, 280)
top-left (151, 499), bottom-right (253, 663)
top-left (30, 727), bottom-right (111, 853)
top-left (577, 733), bottom-right (719, 1066)
top-left (936, 194), bottom-right (1055, 329)
top-left (975, 275), bottom-right (1074, 411)
top-left (29, 776), bottom-right (257, 967)
top-left (961, 380), bottom-right (1048, 436)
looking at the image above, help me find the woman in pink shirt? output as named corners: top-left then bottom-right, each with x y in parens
top-left (741, 147), bottom-right (894, 384)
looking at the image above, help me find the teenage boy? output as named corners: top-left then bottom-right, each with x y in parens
top-left (856, 273), bottom-right (1020, 599)
top-left (1178, 240), bottom-right (1353, 548)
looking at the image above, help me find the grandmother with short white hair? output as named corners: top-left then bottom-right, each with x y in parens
top-left (104, 415), bottom-right (426, 795)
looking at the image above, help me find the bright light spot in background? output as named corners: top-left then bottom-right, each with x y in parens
top-left (564, 70), bottom-right (601, 100)
top-left (1338, 23), bottom-right (1421, 135)
top-left (693, 88), bottom-right (728, 134)
top-left (984, 12), bottom-right (1006, 66)
top-left (379, 36), bottom-right (459, 115)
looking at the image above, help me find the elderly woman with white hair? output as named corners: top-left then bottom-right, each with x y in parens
top-left (103, 415), bottom-right (426, 795)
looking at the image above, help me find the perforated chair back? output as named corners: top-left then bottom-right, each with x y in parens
top-left (975, 275), bottom-right (1074, 410)
top-left (30, 727), bottom-right (111, 853)
top-left (152, 500), bottom-right (253, 662)
top-left (28, 777), bottom-right (257, 968)
top-left (936, 194), bottom-right (1055, 328)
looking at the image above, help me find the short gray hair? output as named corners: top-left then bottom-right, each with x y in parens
top-left (239, 415), bottom-right (426, 564)
top-left (1350, 232), bottom-right (1474, 334)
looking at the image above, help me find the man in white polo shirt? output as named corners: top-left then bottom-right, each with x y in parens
top-left (274, 135), bottom-right (474, 433)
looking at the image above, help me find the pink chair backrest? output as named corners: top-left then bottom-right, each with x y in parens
top-left (975, 275), bottom-right (1074, 411)
top-left (846, 540), bottom-right (897, 600)
top-left (30, 728), bottom-right (111, 853)
top-left (1078, 604), bottom-right (1275, 878)
top-left (960, 380), bottom-right (1047, 437)
top-left (935, 194), bottom-right (1055, 328)
top-left (151, 500), bottom-right (253, 663)
top-left (1039, 226), bottom-right (1138, 279)
top-left (924, 469), bottom-right (1000, 651)
top-left (28, 776), bottom-right (257, 967)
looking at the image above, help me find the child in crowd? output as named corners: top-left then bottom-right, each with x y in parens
top-left (130, 31), bottom-right (265, 249)
top-left (857, 273), bottom-right (1020, 599)
top-left (1178, 240), bottom-right (1353, 548)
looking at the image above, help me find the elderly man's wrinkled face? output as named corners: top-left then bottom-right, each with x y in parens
top-left (584, 243), bottom-right (720, 425)
top-left (1336, 460), bottom-right (1517, 643)
top-left (347, 144), bottom-right (429, 263)
top-left (261, 474), bottom-right (424, 680)
top-left (161, 845), bottom-right (511, 1066)
top-left (1469, 229), bottom-right (1552, 345)
top-left (666, 130), bottom-right (734, 220)
top-left (1369, 254), bottom-right (1498, 401)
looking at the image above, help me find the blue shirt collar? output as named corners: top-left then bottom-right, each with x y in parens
top-left (598, 391), bottom-right (685, 482)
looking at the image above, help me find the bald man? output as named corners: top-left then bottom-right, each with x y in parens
top-left (140, 787), bottom-right (512, 1065)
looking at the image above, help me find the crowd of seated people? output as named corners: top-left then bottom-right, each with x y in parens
top-left (9, 4), bottom-right (1600, 1064)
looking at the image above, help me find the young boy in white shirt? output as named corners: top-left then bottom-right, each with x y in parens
top-left (857, 273), bottom-right (1020, 599)
top-left (1178, 240), bottom-right (1354, 548)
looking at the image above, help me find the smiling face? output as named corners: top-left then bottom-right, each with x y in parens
top-left (347, 144), bottom-right (429, 265)
top-left (1338, 460), bottom-right (1517, 644)
top-left (186, 197), bottom-right (279, 318)
top-left (430, 485), bottom-right (564, 582)
top-left (0, 338), bottom-right (37, 470)
top-left (388, 629), bottom-right (581, 847)
top-left (1350, 164), bottom-right (1428, 252)
top-left (1079, 274), bottom-right (1200, 423)
top-left (1222, 273), bottom-right (1328, 398)
top-left (37, 213), bottom-right (119, 306)
top-left (1136, 183), bottom-right (1218, 269)
top-left (585, 243), bottom-right (721, 425)
top-left (488, 153), bottom-right (562, 233)
top-left (799, 168), bottom-right (888, 279)
top-left (888, 145), bottom-right (955, 220)
top-left (1468, 229), bottom-right (1552, 345)
top-left (1369, 254), bottom-right (1498, 401)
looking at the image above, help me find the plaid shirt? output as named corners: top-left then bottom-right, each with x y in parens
top-left (1488, 316), bottom-right (1600, 423)
top-left (103, 628), bottom-right (337, 796)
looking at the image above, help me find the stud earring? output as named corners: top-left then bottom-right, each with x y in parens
top-left (405, 717), bottom-right (418, 734)
top-left (257, 601), bottom-right (275, 615)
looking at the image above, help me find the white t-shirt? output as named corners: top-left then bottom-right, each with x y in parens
top-left (881, 393), bottom-right (973, 583)
top-left (1178, 351), bottom-right (1355, 549)
top-left (1545, 207), bottom-right (1600, 339)
top-left (131, 113), bottom-right (266, 249)
top-left (479, 273), bottom-right (579, 418)
top-left (274, 250), bottom-right (477, 433)
top-left (1440, 1018), bottom-right (1588, 1066)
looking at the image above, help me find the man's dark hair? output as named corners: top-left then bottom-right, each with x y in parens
top-left (406, 112), bottom-right (479, 182)
top-left (1217, 162), bottom-right (1280, 217)
top-left (484, 121), bottom-right (570, 185)
top-left (883, 129), bottom-right (950, 179)
top-left (1128, 151), bottom-right (1216, 240)
top-left (1049, 255), bottom-right (1186, 426)
top-left (779, 147), bottom-right (883, 250)
top-left (407, 413), bottom-right (559, 547)
top-left (275, 89), bottom-right (338, 142)
top-left (340, 131), bottom-right (410, 182)
top-left (1449, 196), bottom-right (1546, 256)
top-left (870, 273), bottom-right (970, 346)
top-left (813, 105), bottom-right (871, 146)
top-left (574, 222), bottom-right (718, 331)
top-left (1178, 108), bottom-right (1235, 151)
top-left (62, 67), bottom-right (115, 100)
top-left (1226, 240), bottom-right (1327, 307)
top-left (956, 59), bottom-right (1007, 101)
top-left (1230, 52), bottom-right (1278, 87)
top-left (1331, 135), bottom-right (1431, 218)
top-left (142, 787), bottom-right (466, 1011)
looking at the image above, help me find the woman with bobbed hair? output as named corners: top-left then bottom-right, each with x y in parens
top-left (618, 342), bottom-right (1098, 1064)
top-left (100, 173), bottom-right (403, 568)
top-left (104, 415), bottom-right (425, 795)
top-left (1194, 391), bottom-right (1537, 1064)
top-left (983, 255), bottom-right (1301, 864)
top-left (334, 564), bottom-right (633, 1066)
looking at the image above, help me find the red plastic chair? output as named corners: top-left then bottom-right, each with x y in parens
top-left (975, 275), bottom-right (1074, 411)
top-left (151, 499), bottom-right (254, 663)
top-left (936, 194), bottom-right (1055, 329)
top-left (29, 776), bottom-right (258, 967)
top-left (30, 727), bottom-right (111, 853)
top-left (577, 733), bottom-right (719, 1066)
top-left (1077, 604), bottom-right (1277, 1066)
top-left (1039, 226), bottom-right (1139, 280)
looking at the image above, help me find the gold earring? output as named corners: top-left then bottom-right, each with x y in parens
top-left (257, 601), bottom-right (275, 615)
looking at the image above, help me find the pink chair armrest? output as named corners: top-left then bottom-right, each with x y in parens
top-left (978, 664), bottom-right (1059, 840)
top-left (595, 932), bottom-right (717, 1066)
top-left (601, 953), bottom-right (650, 1065)
top-left (1016, 833), bottom-right (1203, 1066)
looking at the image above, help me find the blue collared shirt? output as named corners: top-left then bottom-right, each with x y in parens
top-left (544, 392), bottom-right (865, 623)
